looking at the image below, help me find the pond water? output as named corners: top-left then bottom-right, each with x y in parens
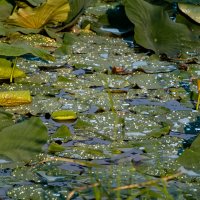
top-left (0, 21), bottom-right (200, 200)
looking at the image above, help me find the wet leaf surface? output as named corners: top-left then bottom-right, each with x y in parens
top-left (0, 1), bottom-right (200, 199)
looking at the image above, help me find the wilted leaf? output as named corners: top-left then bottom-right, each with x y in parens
top-left (8, 0), bottom-right (70, 29)
top-left (0, 90), bottom-right (31, 106)
top-left (124, 0), bottom-right (195, 56)
top-left (0, 58), bottom-right (25, 79)
top-left (0, 43), bottom-right (54, 61)
top-left (0, 117), bottom-right (48, 162)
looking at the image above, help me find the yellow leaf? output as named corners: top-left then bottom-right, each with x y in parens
top-left (0, 58), bottom-right (25, 79)
top-left (0, 90), bottom-right (32, 106)
top-left (51, 110), bottom-right (77, 121)
top-left (8, 0), bottom-right (70, 29)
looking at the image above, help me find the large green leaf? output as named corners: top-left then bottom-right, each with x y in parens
top-left (0, 111), bottom-right (14, 131)
top-left (178, 133), bottom-right (200, 172)
top-left (0, 117), bottom-right (48, 162)
top-left (0, 43), bottom-right (54, 61)
top-left (124, 0), bottom-right (195, 56)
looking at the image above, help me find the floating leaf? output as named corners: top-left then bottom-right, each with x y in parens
top-left (0, 43), bottom-right (54, 61)
top-left (51, 110), bottom-right (77, 121)
top-left (51, 125), bottom-right (72, 139)
top-left (147, 122), bottom-right (171, 138)
top-left (178, 3), bottom-right (200, 24)
top-left (0, 90), bottom-right (31, 106)
top-left (124, 0), bottom-right (194, 56)
top-left (8, 0), bottom-right (70, 29)
top-left (48, 142), bottom-right (65, 153)
top-left (0, 58), bottom-right (25, 79)
top-left (0, 117), bottom-right (48, 162)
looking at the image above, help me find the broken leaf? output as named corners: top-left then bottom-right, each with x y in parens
top-left (0, 90), bottom-right (31, 106)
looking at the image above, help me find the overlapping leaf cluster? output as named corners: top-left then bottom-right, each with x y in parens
top-left (123, 0), bottom-right (200, 57)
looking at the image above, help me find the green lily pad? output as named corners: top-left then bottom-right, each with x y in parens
top-left (125, 113), bottom-right (164, 138)
top-left (51, 110), bottom-right (77, 121)
top-left (0, 117), bottom-right (48, 162)
top-left (51, 125), bottom-right (72, 139)
top-left (0, 43), bottom-right (54, 61)
top-left (48, 142), bottom-right (65, 153)
top-left (147, 122), bottom-right (171, 138)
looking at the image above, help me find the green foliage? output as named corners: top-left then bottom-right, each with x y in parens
top-left (0, 43), bottom-right (54, 61)
top-left (51, 125), bottom-right (72, 139)
top-left (48, 142), bottom-right (65, 153)
top-left (124, 0), bottom-right (197, 56)
top-left (0, 111), bottom-right (14, 131)
top-left (0, 0), bottom-right (14, 21)
top-left (178, 133), bottom-right (200, 172)
top-left (0, 117), bottom-right (48, 162)
top-left (0, 58), bottom-right (25, 79)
